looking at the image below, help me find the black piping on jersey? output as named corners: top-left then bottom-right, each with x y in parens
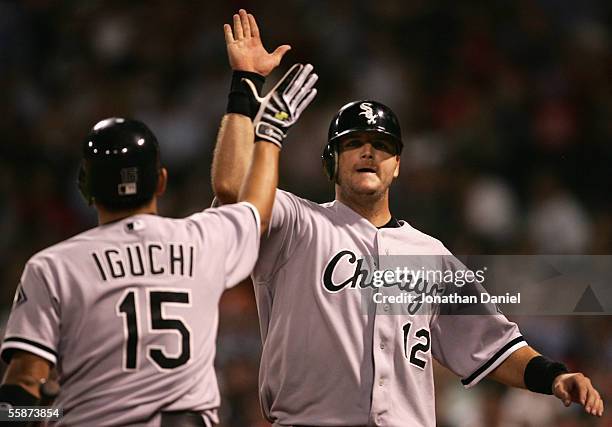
top-left (461, 336), bottom-right (526, 386)
top-left (378, 216), bottom-right (401, 229)
top-left (1, 337), bottom-right (58, 363)
top-left (246, 203), bottom-right (260, 236)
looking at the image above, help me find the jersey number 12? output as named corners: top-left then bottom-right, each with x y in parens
top-left (117, 289), bottom-right (192, 371)
top-left (402, 321), bottom-right (431, 369)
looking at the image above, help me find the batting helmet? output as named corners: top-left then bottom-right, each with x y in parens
top-left (322, 100), bottom-right (403, 180)
top-left (78, 118), bottom-right (161, 210)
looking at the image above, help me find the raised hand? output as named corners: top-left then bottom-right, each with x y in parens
top-left (224, 9), bottom-right (291, 76)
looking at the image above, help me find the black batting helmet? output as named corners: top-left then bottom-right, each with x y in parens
top-left (322, 100), bottom-right (403, 180)
top-left (78, 118), bottom-right (161, 210)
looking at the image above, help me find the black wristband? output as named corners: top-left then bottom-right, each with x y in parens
top-left (226, 71), bottom-right (265, 119)
top-left (524, 355), bottom-right (569, 395)
top-left (0, 384), bottom-right (40, 406)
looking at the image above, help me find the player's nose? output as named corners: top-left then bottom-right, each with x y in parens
top-left (359, 143), bottom-right (374, 159)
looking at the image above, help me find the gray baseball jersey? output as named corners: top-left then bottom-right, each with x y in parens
top-left (1, 202), bottom-right (260, 426)
top-left (252, 191), bottom-right (526, 427)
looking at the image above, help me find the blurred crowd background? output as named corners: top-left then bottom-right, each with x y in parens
top-left (1, 1), bottom-right (611, 426)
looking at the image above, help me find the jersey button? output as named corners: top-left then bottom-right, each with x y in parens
top-left (379, 378), bottom-right (384, 386)
top-left (379, 342), bottom-right (385, 350)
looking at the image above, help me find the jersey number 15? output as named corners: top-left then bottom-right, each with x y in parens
top-left (116, 289), bottom-right (192, 371)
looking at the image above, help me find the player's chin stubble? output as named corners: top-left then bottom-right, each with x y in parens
top-left (337, 173), bottom-right (390, 205)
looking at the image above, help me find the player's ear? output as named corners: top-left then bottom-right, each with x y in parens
top-left (393, 156), bottom-right (400, 179)
top-left (156, 168), bottom-right (168, 196)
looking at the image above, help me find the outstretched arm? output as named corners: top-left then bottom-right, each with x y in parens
top-left (212, 113), bottom-right (254, 204)
top-left (237, 141), bottom-right (279, 234)
top-left (230, 62), bottom-right (317, 234)
top-left (212, 9), bottom-right (291, 204)
top-left (487, 346), bottom-right (604, 417)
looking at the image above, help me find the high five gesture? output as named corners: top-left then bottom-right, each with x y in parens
top-left (224, 9), bottom-right (291, 76)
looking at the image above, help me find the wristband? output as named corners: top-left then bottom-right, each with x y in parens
top-left (524, 355), bottom-right (569, 395)
top-left (0, 383), bottom-right (40, 406)
top-left (226, 71), bottom-right (265, 119)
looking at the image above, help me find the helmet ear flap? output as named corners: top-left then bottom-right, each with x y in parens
top-left (322, 142), bottom-right (338, 181)
top-left (77, 161), bottom-right (93, 205)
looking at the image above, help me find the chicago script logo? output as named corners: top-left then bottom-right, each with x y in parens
top-left (358, 102), bottom-right (377, 125)
top-left (321, 250), bottom-right (443, 314)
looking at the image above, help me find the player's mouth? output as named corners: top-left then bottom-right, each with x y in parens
top-left (355, 166), bottom-right (377, 174)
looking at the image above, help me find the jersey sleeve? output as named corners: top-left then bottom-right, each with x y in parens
top-left (188, 201), bottom-right (261, 289)
top-left (1, 259), bottom-right (60, 365)
top-left (430, 256), bottom-right (527, 388)
top-left (252, 190), bottom-right (310, 284)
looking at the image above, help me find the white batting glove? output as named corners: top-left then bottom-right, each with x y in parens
top-left (242, 63), bottom-right (318, 148)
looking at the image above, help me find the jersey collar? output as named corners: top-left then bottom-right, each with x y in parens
top-left (332, 199), bottom-right (403, 231)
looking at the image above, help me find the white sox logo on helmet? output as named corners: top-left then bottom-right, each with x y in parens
top-left (358, 102), bottom-right (377, 125)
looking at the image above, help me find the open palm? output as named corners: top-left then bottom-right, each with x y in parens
top-left (224, 10), bottom-right (291, 77)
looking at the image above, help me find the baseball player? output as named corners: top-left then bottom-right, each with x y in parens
top-left (213, 9), bottom-right (604, 426)
top-left (0, 114), bottom-right (289, 426)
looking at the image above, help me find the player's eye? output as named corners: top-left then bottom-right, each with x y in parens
top-left (372, 140), bottom-right (395, 153)
top-left (342, 139), bottom-right (362, 149)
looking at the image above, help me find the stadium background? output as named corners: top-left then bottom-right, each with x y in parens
top-left (0, 1), bottom-right (610, 426)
